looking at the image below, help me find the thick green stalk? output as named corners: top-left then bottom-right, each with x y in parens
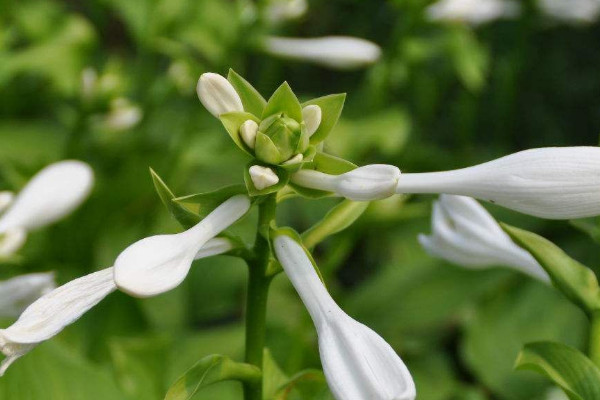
top-left (589, 311), bottom-right (600, 368)
top-left (243, 195), bottom-right (276, 400)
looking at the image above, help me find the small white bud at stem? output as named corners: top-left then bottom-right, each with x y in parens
top-left (240, 120), bottom-right (259, 149)
top-left (282, 154), bottom-right (304, 165)
top-left (249, 166), bottom-right (279, 190)
top-left (197, 73), bottom-right (244, 117)
top-left (302, 105), bottom-right (321, 137)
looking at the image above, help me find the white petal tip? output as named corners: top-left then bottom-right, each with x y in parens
top-left (197, 73), bottom-right (244, 117)
top-left (249, 166), bottom-right (279, 190)
top-left (240, 120), bottom-right (258, 149)
top-left (302, 105), bottom-right (322, 137)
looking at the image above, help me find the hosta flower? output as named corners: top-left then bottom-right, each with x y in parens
top-left (419, 195), bottom-right (549, 282)
top-left (0, 273), bottom-right (56, 318)
top-left (291, 164), bottom-right (401, 201)
top-left (114, 195), bottom-right (250, 297)
top-left (273, 234), bottom-right (416, 400)
top-left (395, 147), bottom-right (600, 219)
top-left (425, 0), bottom-right (521, 25)
top-left (538, 0), bottom-right (600, 24)
top-left (197, 73), bottom-right (244, 117)
top-left (263, 36), bottom-right (382, 69)
top-left (0, 161), bottom-right (94, 256)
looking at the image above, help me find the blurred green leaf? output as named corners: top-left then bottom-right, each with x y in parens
top-left (228, 69), bottom-right (267, 117)
top-left (302, 200), bottom-right (369, 249)
top-left (262, 82), bottom-right (303, 122)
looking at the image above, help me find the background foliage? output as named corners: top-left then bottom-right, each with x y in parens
top-left (1, 0), bottom-right (599, 398)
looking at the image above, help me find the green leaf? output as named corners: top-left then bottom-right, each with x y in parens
top-left (244, 164), bottom-right (290, 197)
top-left (502, 223), bottom-right (600, 316)
top-left (289, 152), bottom-right (356, 198)
top-left (227, 69), bottom-right (266, 117)
top-left (262, 348), bottom-right (289, 400)
top-left (173, 184), bottom-right (247, 219)
top-left (255, 132), bottom-right (284, 165)
top-left (274, 370), bottom-right (333, 400)
top-left (150, 168), bottom-right (200, 229)
top-left (262, 82), bottom-right (303, 122)
top-left (515, 341), bottom-right (600, 400)
top-left (302, 200), bottom-right (369, 249)
top-left (165, 354), bottom-right (261, 400)
top-left (570, 218), bottom-right (600, 245)
top-left (219, 112), bottom-right (261, 156)
top-left (302, 94), bottom-right (346, 144)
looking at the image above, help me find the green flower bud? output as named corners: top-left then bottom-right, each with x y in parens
top-left (254, 113), bottom-right (309, 165)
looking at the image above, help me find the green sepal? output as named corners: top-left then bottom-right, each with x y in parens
top-left (164, 354), bottom-right (261, 400)
top-left (274, 370), bottom-right (333, 400)
top-left (289, 152), bottom-right (357, 199)
top-left (227, 69), bottom-right (266, 117)
top-left (279, 146), bottom-right (317, 173)
top-left (173, 184), bottom-right (247, 219)
top-left (502, 223), bottom-right (600, 317)
top-left (302, 93), bottom-right (346, 145)
top-left (302, 200), bottom-right (369, 249)
top-left (244, 163), bottom-right (289, 197)
top-left (269, 226), bottom-right (326, 283)
top-left (515, 341), bottom-right (600, 400)
top-left (150, 168), bottom-right (200, 229)
top-left (255, 132), bottom-right (283, 165)
top-left (262, 348), bottom-right (289, 400)
top-left (219, 111), bottom-right (261, 156)
top-left (262, 82), bottom-right (303, 122)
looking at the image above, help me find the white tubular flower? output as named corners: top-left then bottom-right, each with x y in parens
top-left (292, 164), bottom-right (401, 201)
top-left (265, 0), bottom-right (308, 23)
top-left (114, 195), bottom-right (250, 297)
top-left (274, 235), bottom-right (416, 400)
top-left (249, 166), bottom-right (279, 190)
top-left (0, 273), bottom-right (56, 318)
top-left (197, 73), bottom-right (244, 117)
top-left (425, 0), bottom-right (521, 25)
top-left (302, 105), bottom-right (321, 137)
top-left (263, 36), bottom-right (382, 70)
top-left (538, 0), bottom-right (600, 24)
top-left (194, 237), bottom-right (234, 260)
top-left (418, 195), bottom-right (549, 282)
top-left (0, 161), bottom-right (94, 234)
top-left (0, 192), bottom-right (14, 214)
top-left (395, 147), bottom-right (600, 219)
top-left (0, 268), bottom-right (116, 376)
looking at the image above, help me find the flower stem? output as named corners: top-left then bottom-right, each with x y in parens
top-left (589, 311), bottom-right (600, 368)
top-left (243, 195), bottom-right (276, 400)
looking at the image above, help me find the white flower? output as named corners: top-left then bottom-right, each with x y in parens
top-left (302, 105), bottom-right (321, 137)
top-left (273, 235), bottom-right (416, 400)
top-left (396, 147), bottom-right (600, 219)
top-left (104, 98), bottom-right (143, 131)
top-left (114, 195), bottom-right (250, 297)
top-left (0, 268), bottom-right (116, 376)
top-left (263, 36), bottom-right (382, 70)
top-left (0, 161), bottom-right (94, 257)
top-left (197, 73), bottom-right (244, 117)
top-left (291, 164), bottom-right (401, 201)
top-left (264, 0), bottom-right (308, 23)
top-left (426, 0), bottom-right (521, 25)
top-left (240, 120), bottom-right (259, 149)
top-left (538, 0), bottom-right (600, 24)
top-left (418, 195), bottom-right (549, 282)
top-left (0, 273), bottom-right (56, 318)
top-left (249, 166), bottom-right (279, 190)
top-left (0, 192), bottom-right (13, 215)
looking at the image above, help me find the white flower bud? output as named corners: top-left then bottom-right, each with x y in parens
top-left (249, 166), bottom-right (279, 190)
top-left (273, 235), bottom-right (416, 400)
top-left (263, 36), bottom-right (381, 70)
top-left (292, 164), bottom-right (401, 201)
top-left (240, 120), bottom-right (259, 149)
top-left (114, 195), bottom-right (250, 297)
top-left (302, 105), bottom-right (321, 137)
top-left (0, 272), bottom-right (56, 318)
top-left (426, 0), bottom-right (520, 25)
top-left (419, 195), bottom-right (549, 282)
top-left (0, 161), bottom-right (94, 234)
top-left (197, 73), bottom-right (244, 117)
top-left (395, 147), bottom-right (600, 219)
top-left (282, 154), bottom-right (304, 165)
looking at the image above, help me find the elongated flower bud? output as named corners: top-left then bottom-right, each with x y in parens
top-left (396, 147), bottom-right (600, 219)
top-left (249, 166), bottom-right (279, 190)
top-left (263, 36), bottom-right (381, 70)
top-left (197, 73), bottom-right (244, 117)
top-left (292, 164), bottom-right (401, 201)
top-left (425, 0), bottom-right (520, 25)
top-left (0, 273), bottom-right (56, 318)
top-left (302, 105), bottom-right (321, 137)
top-left (0, 161), bottom-right (94, 234)
top-left (419, 195), bottom-right (549, 282)
top-left (273, 235), bottom-right (416, 400)
top-left (114, 195), bottom-right (250, 297)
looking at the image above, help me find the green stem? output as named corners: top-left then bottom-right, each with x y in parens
top-left (243, 195), bottom-right (276, 400)
top-left (589, 311), bottom-right (600, 368)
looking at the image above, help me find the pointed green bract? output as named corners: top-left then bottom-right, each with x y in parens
top-left (302, 93), bottom-right (346, 145)
top-left (255, 132), bottom-right (283, 165)
top-left (262, 82), bottom-right (303, 122)
top-left (302, 200), bottom-right (369, 249)
top-left (515, 341), bottom-right (600, 400)
top-left (244, 163), bottom-right (289, 197)
top-left (227, 69), bottom-right (267, 117)
top-left (502, 223), bottom-right (600, 316)
top-left (149, 168), bottom-right (200, 228)
top-left (219, 111), bottom-right (261, 156)
top-left (164, 354), bottom-right (261, 400)
top-left (173, 184), bottom-right (247, 218)
top-left (274, 370), bottom-right (333, 400)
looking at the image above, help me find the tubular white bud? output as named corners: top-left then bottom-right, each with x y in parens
top-left (302, 105), bottom-right (322, 137)
top-left (240, 120), bottom-right (259, 149)
top-left (197, 73), bottom-right (244, 117)
top-left (282, 154), bottom-right (304, 165)
top-left (249, 166), bottom-right (279, 190)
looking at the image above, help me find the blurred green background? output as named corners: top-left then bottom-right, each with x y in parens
top-left (1, 0), bottom-right (599, 399)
